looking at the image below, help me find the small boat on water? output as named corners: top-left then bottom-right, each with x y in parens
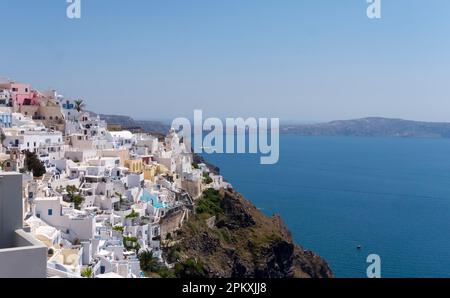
top-left (356, 245), bottom-right (362, 250)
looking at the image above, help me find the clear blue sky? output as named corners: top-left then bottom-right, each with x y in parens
top-left (2, 0), bottom-right (450, 122)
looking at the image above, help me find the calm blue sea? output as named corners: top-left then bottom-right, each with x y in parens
top-left (202, 135), bottom-right (450, 278)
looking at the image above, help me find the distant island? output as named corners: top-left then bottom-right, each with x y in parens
top-left (98, 115), bottom-right (450, 139)
top-left (281, 117), bottom-right (450, 138)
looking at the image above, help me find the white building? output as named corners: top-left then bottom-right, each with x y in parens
top-left (0, 173), bottom-right (47, 278)
top-left (135, 133), bottom-right (159, 153)
top-left (2, 128), bottom-right (63, 153)
top-left (34, 196), bottom-right (95, 242)
top-left (0, 89), bottom-right (11, 106)
top-left (106, 130), bottom-right (136, 149)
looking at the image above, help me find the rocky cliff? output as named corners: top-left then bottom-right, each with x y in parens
top-left (164, 188), bottom-right (333, 278)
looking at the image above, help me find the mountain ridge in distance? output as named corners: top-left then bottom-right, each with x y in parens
top-left (93, 112), bottom-right (450, 139)
top-left (281, 117), bottom-right (450, 138)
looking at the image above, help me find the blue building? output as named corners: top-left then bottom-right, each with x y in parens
top-left (0, 112), bottom-right (12, 128)
top-left (62, 100), bottom-right (75, 110)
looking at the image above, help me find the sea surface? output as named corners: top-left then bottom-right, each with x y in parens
top-left (202, 135), bottom-right (450, 277)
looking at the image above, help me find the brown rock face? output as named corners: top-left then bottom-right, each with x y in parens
top-left (168, 189), bottom-right (333, 278)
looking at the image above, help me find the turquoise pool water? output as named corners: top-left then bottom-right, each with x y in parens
top-left (140, 191), bottom-right (165, 209)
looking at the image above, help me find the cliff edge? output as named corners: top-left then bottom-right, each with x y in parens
top-left (163, 188), bottom-right (333, 278)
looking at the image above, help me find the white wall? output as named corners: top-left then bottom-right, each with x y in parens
top-left (0, 173), bottom-right (22, 247)
top-left (0, 173), bottom-right (47, 278)
top-left (3, 131), bottom-right (63, 152)
top-left (34, 198), bottom-right (95, 241)
top-left (0, 230), bottom-right (47, 278)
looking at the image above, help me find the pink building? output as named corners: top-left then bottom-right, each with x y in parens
top-left (11, 82), bottom-right (40, 106)
top-left (0, 82), bottom-right (40, 106)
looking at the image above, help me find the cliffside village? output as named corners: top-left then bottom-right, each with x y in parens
top-left (0, 78), bottom-right (230, 278)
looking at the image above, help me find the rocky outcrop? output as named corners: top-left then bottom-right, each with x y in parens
top-left (166, 189), bottom-right (333, 278)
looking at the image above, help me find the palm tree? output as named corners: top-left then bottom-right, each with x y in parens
top-left (74, 99), bottom-right (85, 112)
top-left (138, 250), bottom-right (160, 273)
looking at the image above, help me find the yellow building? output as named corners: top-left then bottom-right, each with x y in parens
top-left (143, 163), bottom-right (170, 181)
top-left (156, 164), bottom-right (169, 175)
top-left (143, 164), bottom-right (157, 181)
top-left (124, 159), bottom-right (143, 173)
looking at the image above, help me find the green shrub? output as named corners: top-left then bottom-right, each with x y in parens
top-left (138, 250), bottom-right (161, 272)
top-left (81, 267), bottom-right (93, 278)
top-left (112, 226), bottom-right (124, 233)
top-left (123, 236), bottom-right (140, 251)
top-left (24, 150), bottom-right (46, 177)
top-left (166, 246), bottom-right (181, 263)
top-left (203, 172), bottom-right (213, 184)
top-left (154, 266), bottom-right (176, 278)
top-left (174, 258), bottom-right (207, 278)
top-left (126, 209), bottom-right (139, 219)
top-left (196, 189), bottom-right (222, 216)
top-left (65, 185), bottom-right (85, 210)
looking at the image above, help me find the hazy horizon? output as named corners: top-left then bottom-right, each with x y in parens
top-left (127, 115), bottom-right (450, 125)
top-left (3, 1), bottom-right (450, 122)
